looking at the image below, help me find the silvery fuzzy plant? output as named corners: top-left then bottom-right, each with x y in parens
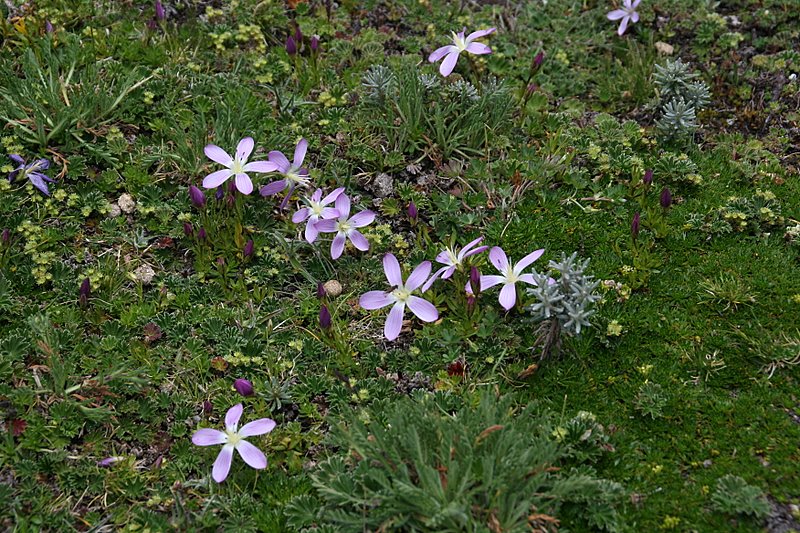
top-left (653, 58), bottom-right (711, 139)
top-left (526, 253), bottom-right (601, 360)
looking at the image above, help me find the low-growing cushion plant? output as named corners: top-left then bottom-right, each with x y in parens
top-left (285, 391), bottom-right (625, 532)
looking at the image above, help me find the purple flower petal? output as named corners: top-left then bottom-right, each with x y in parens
top-left (243, 160), bottom-right (279, 173)
top-left (192, 428), bottom-right (227, 446)
top-left (489, 247), bottom-right (509, 273)
top-left (607, 9), bottom-right (626, 20)
top-left (385, 302), bottom-right (405, 341)
top-left (334, 194), bottom-right (351, 220)
top-left (236, 137), bottom-right (254, 162)
top-left (320, 207), bottom-right (339, 219)
top-left (292, 207), bottom-right (310, 223)
top-left (322, 187), bottom-right (345, 205)
top-left (517, 273), bottom-right (538, 285)
top-left (360, 290), bottom-right (394, 310)
top-left (331, 233), bottom-right (346, 259)
top-left (349, 210), bottom-right (375, 228)
top-left (203, 169), bottom-right (233, 189)
top-left (429, 44), bottom-right (457, 63)
top-left (225, 403), bottom-right (243, 431)
top-left (435, 250), bottom-right (453, 266)
top-left (459, 236), bottom-right (484, 259)
top-left (466, 27), bottom-right (496, 42)
top-left (465, 42), bottom-right (491, 55)
top-left (9, 154), bottom-right (25, 166)
top-left (349, 229), bottom-right (370, 251)
top-left (28, 173), bottom-right (51, 195)
top-left (440, 265), bottom-right (457, 280)
top-left (407, 296), bottom-right (438, 322)
top-left (268, 151), bottom-right (291, 173)
top-left (304, 220), bottom-right (320, 243)
top-left (618, 16), bottom-right (630, 35)
top-left (293, 138), bottom-right (308, 168)
top-left (421, 267), bottom-right (443, 293)
top-left (239, 418), bottom-right (276, 437)
top-left (236, 440), bottom-right (267, 469)
top-left (405, 261), bottom-right (432, 292)
top-left (439, 50), bottom-right (461, 76)
top-left (212, 445), bottom-right (234, 482)
top-left (480, 274), bottom-right (505, 291)
top-left (205, 144), bottom-right (233, 166)
top-left (314, 219), bottom-right (337, 233)
top-left (260, 179), bottom-right (288, 196)
top-left (32, 159), bottom-right (50, 170)
top-left (513, 249), bottom-right (545, 275)
top-left (383, 254), bottom-right (402, 287)
top-left (498, 283), bottom-right (517, 310)
top-left (235, 174), bottom-right (253, 195)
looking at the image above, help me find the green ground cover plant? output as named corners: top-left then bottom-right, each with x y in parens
top-left (1, 0), bottom-right (798, 531)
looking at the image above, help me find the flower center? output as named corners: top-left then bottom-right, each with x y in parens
top-left (226, 430), bottom-right (242, 446)
top-left (505, 267), bottom-right (519, 284)
top-left (231, 159), bottom-right (245, 175)
top-left (452, 32), bottom-right (468, 52)
top-left (392, 286), bottom-right (411, 303)
top-left (446, 249), bottom-right (459, 265)
top-left (287, 167), bottom-right (309, 186)
top-left (310, 202), bottom-right (324, 217)
top-left (337, 220), bottom-right (351, 233)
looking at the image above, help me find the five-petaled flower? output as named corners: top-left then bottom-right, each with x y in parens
top-left (315, 193), bottom-right (375, 259)
top-left (360, 254), bottom-right (439, 341)
top-left (191, 403), bottom-right (276, 483)
top-left (260, 138), bottom-right (312, 208)
top-left (428, 27), bottom-right (496, 77)
top-left (422, 236), bottom-right (488, 291)
top-left (202, 137), bottom-right (277, 195)
top-left (480, 246), bottom-right (545, 311)
top-left (8, 155), bottom-right (55, 196)
top-left (607, 0), bottom-right (641, 36)
top-left (292, 187), bottom-right (344, 243)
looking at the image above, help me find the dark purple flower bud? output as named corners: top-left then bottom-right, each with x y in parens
top-left (532, 51), bottom-right (545, 70)
top-left (183, 222), bottom-right (193, 237)
top-left (226, 194), bottom-right (235, 208)
top-left (215, 186), bottom-right (224, 201)
top-left (286, 35), bottom-right (297, 56)
top-left (188, 185), bottom-right (206, 208)
top-left (228, 180), bottom-right (236, 193)
top-left (146, 19), bottom-right (157, 30)
top-left (1, 228), bottom-right (9, 245)
top-left (408, 201), bottom-right (418, 221)
top-left (45, 20), bottom-right (54, 34)
top-left (294, 24), bottom-right (302, 43)
top-left (310, 35), bottom-right (320, 53)
top-left (155, 0), bottom-right (165, 21)
top-left (319, 305), bottom-right (332, 330)
top-left (216, 257), bottom-right (225, 267)
top-left (643, 169), bottom-right (653, 186)
top-left (317, 282), bottom-right (327, 299)
top-left (198, 227), bottom-right (207, 240)
top-left (243, 239), bottom-right (254, 258)
top-left (631, 212), bottom-right (640, 240)
top-left (202, 400), bottom-right (213, 414)
top-left (79, 278), bottom-right (91, 308)
top-left (525, 83), bottom-right (538, 97)
top-left (660, 187), bottom-right (672, 209)
top-left (466, 295), bottom-right (476, 313)
top-left (234, 378), bottom-right (254, 397)
top-left (470, 266), bottom-right (481, 295)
